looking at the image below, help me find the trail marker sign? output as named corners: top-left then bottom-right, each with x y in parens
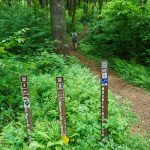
top-left (101, 61), bottom-right (108, 139)
top-left (20, 76), bottom-right (32, 144)
top-left (56, 77), bottom-right (67, 137)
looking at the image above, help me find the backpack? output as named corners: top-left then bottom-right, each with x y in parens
top-left (72, 32), bottom-right (77, 39)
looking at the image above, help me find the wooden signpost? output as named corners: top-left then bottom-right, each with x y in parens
top-left (101, 61), bottom-right (108, 139)
top-left (20, 76), bottom-right (32, 144)
top-left (56, 77), bottom-right (67, 137)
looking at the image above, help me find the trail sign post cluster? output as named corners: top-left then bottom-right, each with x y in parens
top-left (20, 65), bottom-right (109, 145)
top-left (56, 77), bottom-right (67, 137)
top-left (101, 61), bottom-right (108, 139)
top-left (20, 76), bottom-right (32, 144)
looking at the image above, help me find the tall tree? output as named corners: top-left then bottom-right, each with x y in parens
top-left (39, 0), bottom-right (49, 19)
top-left (78, 0), bottom-right (80, 7)
top-left (66, 0), bottom-right (72, 16)
top-left (39, 0), bottom-right (47, 8)
top-left (27, 0), bottom-right (32, 6)
top-left (72, 0), bottom-right (76, 31)
top-left (98, 0), bottom-right (103, 14)
top-left (84, 0), bottom-right (88, 16)
top-left (91, 0), bottom-right (95, 16)
top-left (50, 0), bottom-right (67, 55)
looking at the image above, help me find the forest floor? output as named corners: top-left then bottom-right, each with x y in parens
top-left (69, 50), bottom-right (150, 135)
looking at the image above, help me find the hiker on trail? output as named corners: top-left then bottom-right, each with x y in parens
top-left (81, 16), bottom-right (86, 26)
top-left (72, 32), bottom-right (78, 50)
top-left (82, 20), bottom-right (86, 26)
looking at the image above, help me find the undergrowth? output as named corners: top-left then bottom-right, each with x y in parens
top-left (110, 58), bottom-right (150, 91)
top-left (0, 2), bottom-right (149, 150)
top-left (79, 41), bottom-right (150, 91)
top-left (0, 50), bottom-right (149, 150)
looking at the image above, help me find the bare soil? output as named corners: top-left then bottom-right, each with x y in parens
top-left (70, 50), bottom-right (150, 134)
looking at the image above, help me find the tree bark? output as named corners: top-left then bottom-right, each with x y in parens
top-left (27, 0), bottom-right (32, 6)
top-left (98, 0), bottom-right (103, 14)
top-left (78, 0), bottom-right (80, 7)
top-left (84, 0), bottom-right (88, 16)
top-left (72, 0), bottom-right (76, 31)
top-left (50, 0), bottom-right (68, 55)
top-left (39, 0), bottom-right (47, 8)
top-left (91, 0), bottom-right (95, 16)
top-left (66, 0), bottom-right (72, 16)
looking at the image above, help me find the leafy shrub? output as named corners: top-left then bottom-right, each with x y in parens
top-left (0, 3), bottom-right (51, 55)
top-left (29, 52), bottom-right (66, 74)
top-left (0, 52), bottom-right (149, 149)
top-left (66, 8), bottom-right (85, 33)
top-left (0, 28), bottom-right (28, 54)
top-left (86, 0), bottom-right (150, 66)
top-left (110, 57), bottom-right (150, 91)
top-left (0, 57), bottom-right (26, 130)
top-left (0, 121), bottom-right (28, 150)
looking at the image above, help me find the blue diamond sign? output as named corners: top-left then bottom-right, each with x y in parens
top-left (102, 78), bottom-right (108, 86)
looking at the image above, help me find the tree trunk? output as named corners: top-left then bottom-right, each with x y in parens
top-left (72, 0), bottom-right (76, 31)
top-left (39, 0), bottom-right (47, 8)
top-left (66, 0), bottom-right (72, 16)
top-left (50, 0), bottom-right (68, 55)
top-left (78, 0), bottom-right (80, 7)
top-left (91, 0), bottom-right (95, 16)
top-left (84, 0), bottom-right (88, 17)
top-left (27, 0), bottom-right (32, 6)
top-left (98, 0), bottom-right (103, 14)
top-left (42, 0), bottom-right (47, 7)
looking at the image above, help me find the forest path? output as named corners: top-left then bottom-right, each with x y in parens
top-left (69, 50), bottom-right (150, 134)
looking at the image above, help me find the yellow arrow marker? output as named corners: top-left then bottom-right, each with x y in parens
top-left (62, 135), bottom-right (69, 144)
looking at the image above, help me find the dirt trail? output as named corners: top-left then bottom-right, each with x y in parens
top-left (70, 50), bottom-right (150, 133)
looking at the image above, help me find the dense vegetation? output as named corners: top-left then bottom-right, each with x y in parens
top-left (0, 0), bottom-right (149, 150)
top-left (86, 0), bottom-right (150, 66)
top-left (0, 46), bottom-right (149, 150)
top-left (79, 0), bottom-right (150, 91)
